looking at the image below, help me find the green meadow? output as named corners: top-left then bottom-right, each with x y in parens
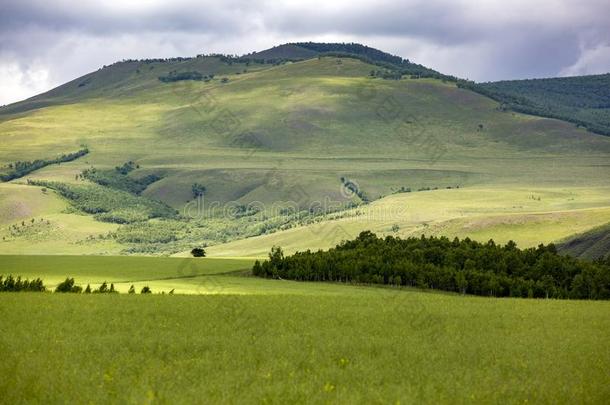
top-left (0, 56), bottom-right (609, 256)
top-left (1, 274), bottom-right (608, 403)
top-left (0, 47), bottom-right (610, 403)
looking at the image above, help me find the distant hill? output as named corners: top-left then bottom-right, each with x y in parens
top-left (459, 74), bottom-right (610, 136)
top-left (558, 223), bottom-right (610, 260)
top-left (247, 42), bottom-right (457, 81)
top-left (247, 44), bottom-right (319, 60)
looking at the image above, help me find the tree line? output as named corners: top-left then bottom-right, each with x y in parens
top-left (253, 231), bottom-right (610, 299)
top-left (0, 275), bottom-right (163, 294)
top-left (0, 275), bottom-right (46, 292)
top-left (158, 71), bottom-right (208, 83)
top-left (0, 148), bottom-right (89, 182)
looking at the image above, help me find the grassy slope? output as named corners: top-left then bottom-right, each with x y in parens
top-left (1, 288), bottom-right (608, 403)
top-left (0, 56), bottom-right (609, 255)
top-left (464, 73), bottom-right (610, 135)
top-left (557, 222), bottom-right (610, 259)
top-left (206, 186), bottom-right (610, 257)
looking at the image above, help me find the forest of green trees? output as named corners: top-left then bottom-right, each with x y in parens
top-left (253, 232), bottom-right (610, 299)
top-left (458, 74), bottom-right (610, 135)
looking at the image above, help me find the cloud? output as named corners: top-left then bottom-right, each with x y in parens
top-left (0, 0), bottom-right (609, 104)
top-left (560, 44), bottom-right (610, 77)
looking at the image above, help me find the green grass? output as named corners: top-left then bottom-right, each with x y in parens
top-left (461, 73), bottom-right (610, 135)
top-left (206, 186), bottom-right (610, 257)
top-left (1, 255), bottom-right (608, 403)
top-left (558, 222), bottom-right (610, 259)
top-left (0, 255), bottom-right (253, 293)
top-left (0, 56), bottom-right (609, 256)
top-left (1, 288), bottom-right (608, 403)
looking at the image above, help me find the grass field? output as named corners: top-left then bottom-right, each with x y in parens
top-left (205, 185), bottom-right (610, 257)
top-left (1, 56), bottom-right (609, 256)
top-left (0, 255), bottom-right (254, 294)
top-left (1, 46), bottom-right (609, 404)
top-left (1, 276), bottom-right (608, 403)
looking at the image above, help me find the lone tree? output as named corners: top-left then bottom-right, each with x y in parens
top-left (192, 183), bottom-right (206, 199)
top-left (191, 247), bottom-right (206, 257)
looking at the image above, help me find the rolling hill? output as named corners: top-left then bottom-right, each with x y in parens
top-left (0, 43), bottom-right (609, 256)
top-left (460, 73), bottom-right (610, 135)
top-left (557, 222), bottom-right (610, 259)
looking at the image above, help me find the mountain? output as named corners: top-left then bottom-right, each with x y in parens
top-left (0, 43), bottom-right (609, 256)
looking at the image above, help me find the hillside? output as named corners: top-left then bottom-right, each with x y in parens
top-left (0, 43), bottom-right (609, 256)
top-left (460, 74), bottom-right (610, 135)
top-left (558, 222), bottom-right (610, 260)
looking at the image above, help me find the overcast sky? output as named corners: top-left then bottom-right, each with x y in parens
top-left (1, 0), bottom-right (609, 105)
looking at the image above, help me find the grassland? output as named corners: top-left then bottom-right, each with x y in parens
top-left (0, 255), bottom-right (253, 294)
top-left (1, 280), bottom-right (608, 403)
top-left (0, 55), bottom-right (609, 256)
top-left (206, 185), bottom-right (610, 257)
top-left (461, 73), bottom-right (610, 135)
top-left (557, 222), bottom-right (610, 259)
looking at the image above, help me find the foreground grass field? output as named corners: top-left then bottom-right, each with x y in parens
top-left (1, 289), bottom-right (609, 403)
top-left (1, 255), bottom-right (609, 402)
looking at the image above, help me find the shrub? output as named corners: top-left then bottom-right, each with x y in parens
top-left (191, 247), bottom-right (206, 257)
top-left (55, 278), bottom-right (82, 293)
top-left (94, 282), bottom-right (109, 293)
top-left (141, 286), bottom-right (152, 294)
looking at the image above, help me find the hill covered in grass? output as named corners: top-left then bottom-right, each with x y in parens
top-left (249, 42), bottom-right (456, 80)
top-left (558, 222), bottom-right (610, 260)
top-left (0, 43), bottom-right (609, 255)
top-left (460, 73), bottom-right (610, 135)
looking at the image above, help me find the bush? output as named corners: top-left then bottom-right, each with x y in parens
top-left (141, 286), bottom-right (152, 294)
top-left (55, 278), bottom-right (82, 293)
top-left (93, 281), bottom-right (108, 293)
top-left (191, 247), bottom-right (206, 257)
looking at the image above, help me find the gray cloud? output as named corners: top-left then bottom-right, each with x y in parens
top-left (1, 0), bottom-right (609, 104)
